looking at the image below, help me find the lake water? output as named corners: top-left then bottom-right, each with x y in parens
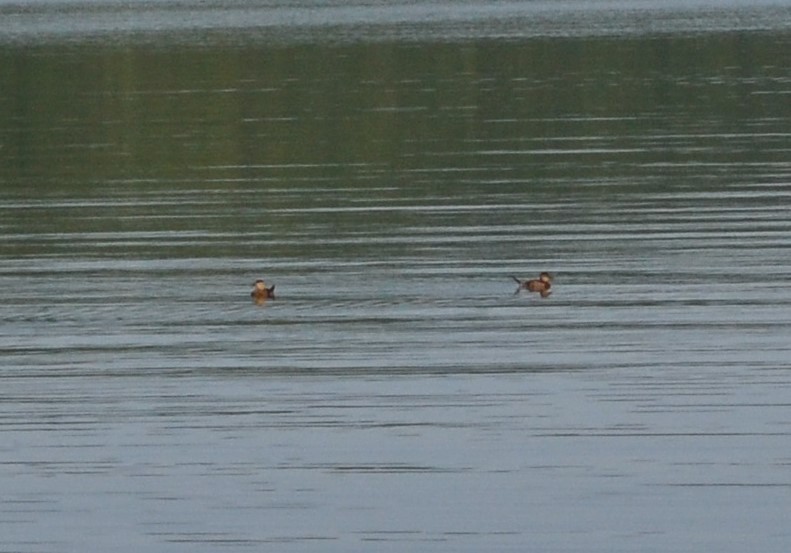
top-left (2, 1), bottom-right (791, 551)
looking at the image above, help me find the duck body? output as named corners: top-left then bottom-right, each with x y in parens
top-left (512, 272), bottom-right (553, 297)
top-left (251, 279), bottom-right (276, 300)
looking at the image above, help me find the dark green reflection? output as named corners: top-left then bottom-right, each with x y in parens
top-left (2, 34), bottom-right (789, 188)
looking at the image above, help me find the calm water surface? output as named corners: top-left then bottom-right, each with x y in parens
top-left (2, 1), bottom-right (791, 551)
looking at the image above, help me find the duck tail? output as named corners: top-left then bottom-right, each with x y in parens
top-left (267, 284), bottom-right (276, 299)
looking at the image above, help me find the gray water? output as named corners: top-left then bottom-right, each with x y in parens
top-left (2, 1), bottom-right (791, 551)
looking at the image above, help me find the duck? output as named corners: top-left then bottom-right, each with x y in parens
top-left (512, 272), bottom-right (553, 297)
top-left (251, 279), bottom-right (276, 302)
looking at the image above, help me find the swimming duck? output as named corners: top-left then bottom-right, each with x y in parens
top-left (512, 272), bottom-right (553, 297)
top-left (251, 279), bottom-right (276, 302)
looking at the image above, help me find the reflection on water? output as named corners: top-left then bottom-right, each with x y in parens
top-left (2, 0), bottom-right (791, 43)
top-left (2, 2), bottom-right (791, 551)
top-left (3, 180), bottom-right (789, 378)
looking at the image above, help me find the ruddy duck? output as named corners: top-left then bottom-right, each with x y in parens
top-left (512, 272), bottom-right (553, 297)
top-left (251, 279), bottom-right (276, 301)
